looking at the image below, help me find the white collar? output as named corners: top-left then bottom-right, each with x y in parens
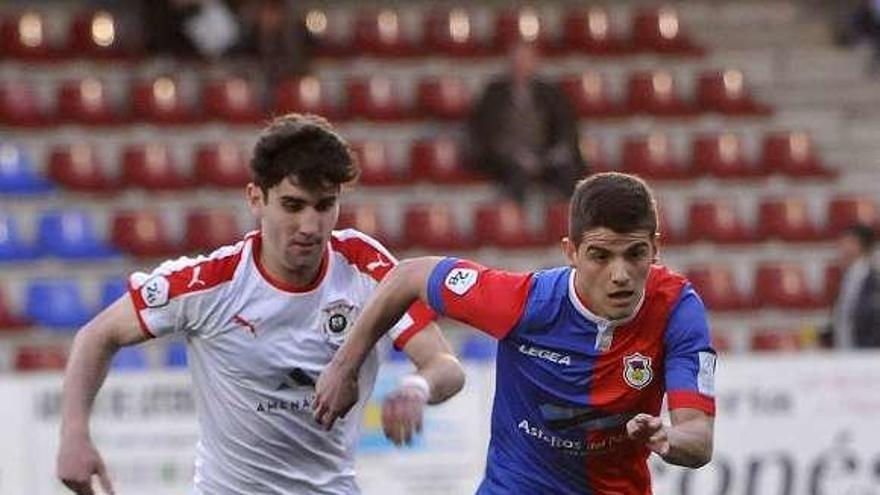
top-left (567, 269), bottom-right (646, 328)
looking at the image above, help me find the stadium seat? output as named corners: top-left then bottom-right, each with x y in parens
top-left (37, 209), bottom-right (118, 260)
top-left (57, 78), bottom-right (118, 125)
top-left (622, 134), bottom-right (692, 180)
top-left (68, 10), bottom-right (130, 58)
top-left (121, 143), bottom-right (192, 190)
top-left (49, 143), bottom-right (116, 192)
top-left (578, 136), bottom-right (612, 173)
top-left (1, 11), bottom-right (55, 60)
top-left (686, 265), bottom-right (750, 311)
top-left (826, 196), bottom-right (879, 236)
top-left (423, 7), bottom-right (482, 57)
top-left (337, 205), bottom-right (394, 246)
top-left (460, 333), bottom-right (497, 361)
top-left (0, 143), bottom-right (53, 194)
top-left (274, 77), bottom-right (340, 120)
top-left (353, 9), bottom-right (415, 56)
top-left (560, 72), bottom-right (622, 118)
top-left (0, 287), bottom-right (30, 331)
top-left (757, 197), bottom-right (822, 242)
top-left (631, 7), bottom-right (703, 55)
top-left (203, 77), bottom-right (263, 124)
top-left (0, 81), bottom-right (46, 127)
top-left (25, 279), bottom-right (93, 330)
top-left (696, 70), bottom-right (772, 116)
top-left (823, 264), bottom-right (843, 305)
top-left (711, 332), bottom-right (733, 354)
top-left (546, 202), bottom-right (569, 243)
top-left (657, 205), bottom-right (685, 247)
top-left (561, 7), bottom-right (627, 55)
top-left (402, 204), bottom-right (469, 250)
top-left (165, 340), bottom-right (188, 368)
top-left (474, 203), bottom-right (544, 249)
top-left (686, 199), bottom-right (753, 244)
top-left (750, 329), bottom-right (803, 352)
top-left (111, 210), bottom-right (178, 258)
top-left (493, 7), bottom-right (547, 51)
top-left (346, 77), bottom-right (410, 121)
top-left (410, 138), bottom-right (482, 184)
top-left (111, 346), bottom-right (148, 370)
top-left (691, 133), bottom-right (762, 179)
top-left (416, 77), bottom-right (472, 120)
top-left (761, 132), bottom-right (834, 178)
top-left (626, 71), bottom-right (694, 117)
top-left (0, 212), bottom-right (37, 262)
top-left (15, 345), bottom-right (67, 372)
top-left (131, 77), bottom-right (194, 124)
top-left (351, 141), bottom-right (406, 186)
top-left (99, 276), bottom-right (128, 310)
top-left (302, 8), bottom-right (352, 57)
top-left (184, 209), bottom-right (241, 252)
top-left (755, 263), bottom-right (819, 309)
top-left (194, 142), bottom-right (251, 189)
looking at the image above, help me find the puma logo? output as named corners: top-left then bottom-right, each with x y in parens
top-left (366, 256), bottom-right (391, 272)
top-left (233, 314), bottom-right (257, 336)
top-left (187, 266), bottom-right (207, 289)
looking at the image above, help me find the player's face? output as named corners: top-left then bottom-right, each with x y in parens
top-left (248, 177), bottom-right (340, 276)
top-left (563, 228), bottom-right (657, 321)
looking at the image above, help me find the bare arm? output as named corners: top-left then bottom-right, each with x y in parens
top-left (57, 294), bottom-right (150, 494)
top-left (401, 322), bottom-right (465, 405)
top-left (626, 408), bottom-right (714, 469)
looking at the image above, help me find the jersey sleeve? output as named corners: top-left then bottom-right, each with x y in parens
top-left (664, 285), bottom-right (717, 416)
top-left (425, 257), bottom-right (532, 340)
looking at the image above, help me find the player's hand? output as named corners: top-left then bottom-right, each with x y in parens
top-left (313, 358), bottom-right (359, 430)
top-left (626, 413), bottom-right (670, 457)
top-left (381, 385), bottom-right (428, 446)
top-left (57, 432), bottom-right (115, 495)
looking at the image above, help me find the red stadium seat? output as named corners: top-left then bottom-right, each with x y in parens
top-left (302, 8), bottom-right (352, 57)
top-left (1, 11), bottom-right (55, 60)
top-left (761, 132), bottom-right (834, 178)
top-left (631, 7), bottom-right (703, 55)
top-left (351, 141), bottom-right (405, 186)
top-left (0, 81), bottom-right (46, 127)
top-left (578, 136), bottom-right (612, 173)
top-left (691, 133), bottom-right (762, 179)
top-left (546, 202), bottom-right (569, 244)
top-left (750, 329), bottom-right (803, 352)
top-left (696, 70), bottom-right (772, 116)
top-left (687, 199), bottom-right (752, 244)
top-left (185, 209), bottom-right (241, 252)
top-left (194, 142), bottom-right (251, 189)
top-left (111, 210), bottom-right (178, 258)
top-left (622, 134), bottom-right (691, 180)
top-left (0, 288), bottom-right (30, 332)
top-left (626, 71), bottom-right (694, 117)
top-left (474, 203), bottom-right (544, 249)
top-left (711, 332), bottom-right (733, 354)
top-left (346, 77), bottom-right (409, 121)
top-left (423, 8), bottom-right (482, 57)
top-left (337, 205), bottom-right (394, 246)
top-left (494, 7), bottom-right (548, 51)
top-left (755, 263), bottom-right (819, 309)
top-left (823, 264), bottom-right (844, 306)
top-left (560, 72), bottom-right (622, 118)
top-left (48, 144), bottom-right (116, 192)
top-left (757, 197), bottom-right (822, 242)
top-left (402, 204), bottom-right (469, 250)
top-left (686, 265), bottom-right (750, 311)
top-left (203, 77), bottom-right (263, 124)
top-left (657, 205), bottom-right (685, 246)
top-left (410, 139), bottom-right (482, 184)
top-left (57, 78), bottom-right (118, 125)
top-left (826, 195), bottom-right (879, 236)
top-left (15, 345), bottom-right (67, 371)
top-left (353, 9), bottom-right (415, 56)
top-left (416, 77), bottom-right (472, 120)
top-left (562, 7), bottom-right (627, 55)
top-left (274, 77), bottom-right (339, 120)
top-left (121, 143), bottom-right (191, 190)
top-left (68, 10), bottom-right (129, 58)
top-left (132, 77), bottom-right (194, 124)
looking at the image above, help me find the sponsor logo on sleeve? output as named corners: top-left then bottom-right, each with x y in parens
top-left (697, 351), bottom-right (717, 396)
top-left (623, 353), bottom-right (653, 390)
top-left (140, 275), bottom-right (170, 308)
top-left (444, 268), bottom-right (478, 296)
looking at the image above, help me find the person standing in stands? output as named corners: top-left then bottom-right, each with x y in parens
top-left (828, 223), bottom-right (880, 348)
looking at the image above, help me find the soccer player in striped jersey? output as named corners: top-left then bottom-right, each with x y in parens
top-left (57, 114), bottom-right (465, 495)
top-left (316, 172), bottom-right (716, 495)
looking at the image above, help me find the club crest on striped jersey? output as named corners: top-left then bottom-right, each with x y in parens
top-left (445, 268), bottom-right (478, 296)
top-left (140, 275), bottom-right (170, 308)
top-left (321, 300), bottom-right (358, 346)
top-left (623, 353), bottom-right (653, 390)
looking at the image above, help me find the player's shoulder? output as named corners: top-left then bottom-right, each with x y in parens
top-left (330, 229), bottom-right (397, 280)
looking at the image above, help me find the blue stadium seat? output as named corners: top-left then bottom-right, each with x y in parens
top-left (37, 209), bottom-right (118, 260)
top-left (0, 212), bottom-right (37, 262)
top-left (460, 333), bottom-right (497, 361)
top-left (111, 346), bottom-right (147, 371)
top-left (0, 143), bottom-right (53, 194)
top-left (99, 276), bottom-right (128, 310)
top-left (25, 279), bottom-right (93, 330)
top-left (164, 341), bottom-right (188, 368)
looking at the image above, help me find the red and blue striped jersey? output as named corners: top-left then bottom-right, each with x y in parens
top-left (426, 258), bottom-right (716, 495)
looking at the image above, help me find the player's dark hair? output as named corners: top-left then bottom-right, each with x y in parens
top-left (569, 172), bottom-right (658, 245)
top-left (844, 223), bottom-right (876, 252)
top-left (250, 113), bottom-right (359, 199)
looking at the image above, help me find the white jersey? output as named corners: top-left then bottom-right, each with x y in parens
top-left (127, 229), bottom-right (434, 495)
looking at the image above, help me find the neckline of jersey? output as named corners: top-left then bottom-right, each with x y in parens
top-left (567, 268), bottom-right (647, 328)
top-left (251, 232), bottom-right (330, 294)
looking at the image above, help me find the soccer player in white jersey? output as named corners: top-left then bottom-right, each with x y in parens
top-left (56, 113), bottom-right (466, 495)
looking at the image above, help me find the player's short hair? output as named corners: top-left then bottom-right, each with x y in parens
top-left (844, 223), bottom-right (876, 252)
top-left (569, 172), bottom-right (658, 245)
top-left (250, 113), bottom-right (359, 197)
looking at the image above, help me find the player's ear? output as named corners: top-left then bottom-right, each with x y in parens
top-left (561, 237), bottom-right (577, 267)
top-left (246, 183), bottom-right (266, 216)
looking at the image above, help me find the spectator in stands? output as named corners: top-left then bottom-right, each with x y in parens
top-left (827, 223), bottom-right (880, 348)
top-left (467, 41), bottom-right (587, 204)
top-left (836, 0), bottom-right (880, 72)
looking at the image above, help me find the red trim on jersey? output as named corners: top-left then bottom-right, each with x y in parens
top-left (127, 285), bottom-right (156, 339)
top-left (667, 390), bottom-right (716, 416)
top-left (252, 234), bottom-right (329, 293)
top-left (392, 301), bottom-right (436, 350)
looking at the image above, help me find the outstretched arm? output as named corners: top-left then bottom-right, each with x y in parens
top-left (626, 408), bottom-right (714, 468)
